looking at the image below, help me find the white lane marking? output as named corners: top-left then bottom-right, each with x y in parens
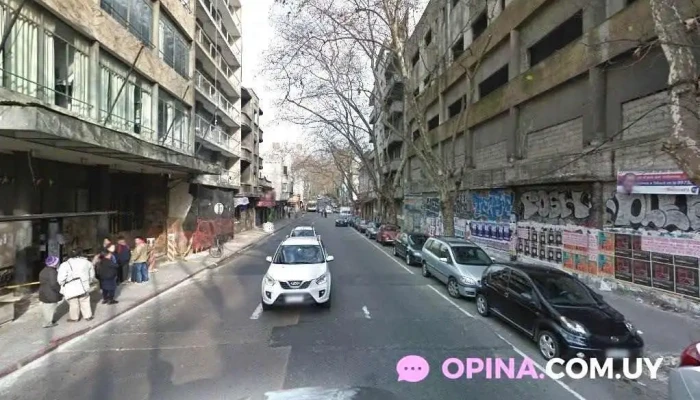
top-left (250, 303), bottom-right (263, 320)
top-left (352, 229), bottom-right (414, 274)
top-left (427, 286), bottom-right (474, 318)
top-left (426, 286), bottom-right (587, 400)
top-left (362, 306), bottom-right (371, 319)
top-left (494, 333), bottom-right (587, 400)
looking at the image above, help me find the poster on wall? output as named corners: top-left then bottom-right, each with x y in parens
top-left (614, 234), bottom-right (633, 282)
top-left (595, 231), bottom-right (615, 276)
top-left (674, 256), bottom-right (699, 298)
top-left (562, 229), bottom-right (588, 273)
top-left (651, 253), bottom-right (675, 292)
top-left (617, 170), bottom-right (699, 195)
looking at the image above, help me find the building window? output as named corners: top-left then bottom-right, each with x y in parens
top-left (99, 54), bottom-right (154, 135)
top-left (159, 14), bottom-right (190, 78)
top-left (100, 0), bottom-right (153, 46)
top-left (451, 36), bottom-right (464, 60)
top-left (424, 29), bottom-right (432, 46)
top-left (411, 52), bottom-right (419, 67)
top-left (528, 11), bottom-right (583, 67)
top-left (427, 116), bottom-right (439, 130)
top-left (158, 90), bottom-right (192, 154)
top-left (1, 4), bottom-right (38, 98)
top-left (452, 0), bottom-right (459, 7)
top-left (448, 97), bottom-right (463, 119)
top-left (283, 166), bottom-right (288, 175)
top-left (472, 13), bottom-right (487, 40)
top-left (478, 65), bottom-right (509, 98)
top-left (45, 30), bottom-right (91, 118)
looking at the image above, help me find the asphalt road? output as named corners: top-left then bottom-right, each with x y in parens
top-left (0, 214), bottom-right (667, 400)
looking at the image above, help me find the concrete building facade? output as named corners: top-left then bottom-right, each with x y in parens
top-left (0, 0), bottom-right (271, 288)
top-left (398, 0), bottom-right (700, 300)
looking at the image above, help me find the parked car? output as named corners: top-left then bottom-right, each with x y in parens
top-left (335, 217), bottom-right (349, 227)
top-left (669, 341), bottom-right (700, 400)
top-left (376, 224), bottom-right (399, 244)
top-left (357, 220), bottom-right (369, 233)
top-left (476, 263), bottom-right (645, 361)
top-left (365, 222), bottom-right (381, 239)
top-left (421, 236), bottom-right (493, 298)
top-left (393, 232), bottom-right (429, 265)
top-left (261, 236), bottom-right (333, 310)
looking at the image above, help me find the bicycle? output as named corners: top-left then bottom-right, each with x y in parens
top-left (209, 235), bottom-right (224, 258)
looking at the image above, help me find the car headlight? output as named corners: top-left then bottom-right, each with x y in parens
top-left (412, 250), bottom-right (422, 257)
top-left (459, 276), bottom-right (477, 286)
top-left (263, 274), bottom-right (276, 286)
top-left (625, 321), bottom-right (636, 333)
top-left (315, 273), bottom-right (328, 285)
top-left (560, 316), bottom-right (589, 336)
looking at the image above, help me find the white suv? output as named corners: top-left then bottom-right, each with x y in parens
top-left (261, 236), bottom-right (334, 310)
top-left (288, 226), bottom-right (317, 238)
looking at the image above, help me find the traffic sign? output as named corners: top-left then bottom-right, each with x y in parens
top-left (214, 202), bottom-right (224, 215)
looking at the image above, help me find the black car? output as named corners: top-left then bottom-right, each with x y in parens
top-left (476, 263), bottom-right (644, 361)
top-left (393, 232), bottom-right (429, 265)
top-left (335, 218), bottom-right (349, 227)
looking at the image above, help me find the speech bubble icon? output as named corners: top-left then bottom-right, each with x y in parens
top-left (396, 355), bottom-right (430, 383)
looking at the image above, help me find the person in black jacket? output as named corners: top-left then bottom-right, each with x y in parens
top-left (115, 236), bottom-right (131, 284)
top-left (39, 256), bottom-right (62, 328)
top-left (98, 244), bottom-right (120, 305)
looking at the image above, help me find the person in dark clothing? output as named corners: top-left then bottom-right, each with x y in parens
top-left (39, 256), bottom-right (62, 328)
top-left (98, 244), bottom-right (119, 304)
top-left (115, 236), bottom-right (132, 284)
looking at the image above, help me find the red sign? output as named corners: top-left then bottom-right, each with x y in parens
top-left (256, 191), bottom-right (276, 208)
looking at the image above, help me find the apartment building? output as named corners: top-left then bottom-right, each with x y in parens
top-left (402, 0), bottom-right (700, 299)
top-left (0, 0), bottom-right (215, 285)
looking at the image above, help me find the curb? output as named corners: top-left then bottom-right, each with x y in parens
top-left (0, 220), bottom-right (295, 380)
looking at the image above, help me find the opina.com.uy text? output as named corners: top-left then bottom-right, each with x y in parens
top-left (395, 355), bottom-right (663, 382)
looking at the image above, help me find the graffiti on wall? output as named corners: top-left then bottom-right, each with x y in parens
top-left (402, 196), bottom-right (424, 233)
top-left (605, 193), bottom-right (700, 232)
top-left (423, 197), bottom-right (443, 236)
top-left (518, 189), bottom-right (592, 225)
top-left (471, 190), bottom-right (513, 222)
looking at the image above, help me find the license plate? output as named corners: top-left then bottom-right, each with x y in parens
top-left (605, 349), bottom-right (630, 358)
top-left (285, 295), bottom-right (305, 303)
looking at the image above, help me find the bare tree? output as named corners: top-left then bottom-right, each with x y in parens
top-left (647, 0), bottom-right (700, 183)
top-left (266, 0), bottom-right (412, 224)
top-left (269, 0), bottom-right (498, 234)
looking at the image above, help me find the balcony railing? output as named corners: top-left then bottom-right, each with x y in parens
top-left (194, 70), bottom-right (240, 122)
top-left (194, 114), bottom-right (240, 156)
top-left (199, 0), bottom-right (236, 48)
top-left (195, 25), bottom-right (239, 88)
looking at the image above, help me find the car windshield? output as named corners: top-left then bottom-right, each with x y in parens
top-left (452, 246), bottom-right (492, 265)
top-left (291, 230), bottom-right (315, 237)
top-left (409, 235), bottom-right (428, 247)
top-left (529, 272), bottom-right (598, 306)
top-left (274, 245), bottom-right (325, 264)
top-left (382, 225), bottom-right (398, 231)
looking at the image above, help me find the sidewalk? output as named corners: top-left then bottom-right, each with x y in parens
top-left (486, 248), bottom-right (700, 369)
top-left (0, 219), bottom-right (293, 379)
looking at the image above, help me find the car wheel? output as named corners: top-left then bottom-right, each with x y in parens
top-left (476, 294), bottom-right (490, 316)
top-left (405, 252), bottom-right (412, 265)
top-left (421, 262), bottom-right (431, 278)
top-left (261, 301), bottom-right (273, 311)
top-left (447, 278), bottom-right (461, 298)
top-left (537, 331), bottom-right (561, 360)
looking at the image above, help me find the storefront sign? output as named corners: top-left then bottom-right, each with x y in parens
top-left (617, 171), bottom-right (699, 195)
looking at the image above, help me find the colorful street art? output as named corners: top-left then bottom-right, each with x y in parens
top-left (517, 188), bottom-right (593, 225)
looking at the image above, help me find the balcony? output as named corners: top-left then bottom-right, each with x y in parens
top-left (194, 70), bottom-right (240, 126)
top-left (240, 147), bottom-right (253, 161)
top-left (192, 170), bottom-right (240, 189)
top-left (240, 183), bottom-right (253, 194)
top-left (385, 131), bottom-right (403, 146)
top-left (194, 115), bottom-right (240, 158)
top-left (197, 0), bottom-right (240, 65)
top-left (195, 25), bottom-right (240, 96)
top-left (258, 156), bottom-right (264, 170)
top-left (211, 0), bottom-right (241, 37)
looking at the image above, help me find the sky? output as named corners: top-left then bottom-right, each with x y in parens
top-left (241, 0), bottom-right (302, 153)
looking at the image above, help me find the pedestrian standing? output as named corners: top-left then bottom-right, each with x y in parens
top-left (130, 237), bottom-right (149, 283)
top-left (115, 236), bottom-right (131, 284)
top-left (57, 250), bottom-right (94, 322)
top-left (38, 256), bottom-right (62, 328)
top-left (98, 244), bottom-right (119, 304)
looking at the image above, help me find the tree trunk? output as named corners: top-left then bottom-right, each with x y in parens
top-left (649, 0), bottom-right (700, 184)
top-left (440, 189), bottom-right (456, 236)
top-left (380, 193), bottom-right (397, 224)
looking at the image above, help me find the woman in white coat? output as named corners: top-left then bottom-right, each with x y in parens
top-left (57, 249), bottom-right (95, 322)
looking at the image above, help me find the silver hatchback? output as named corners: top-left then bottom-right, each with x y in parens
top-left (420, 237), bottom-right (495, 298)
